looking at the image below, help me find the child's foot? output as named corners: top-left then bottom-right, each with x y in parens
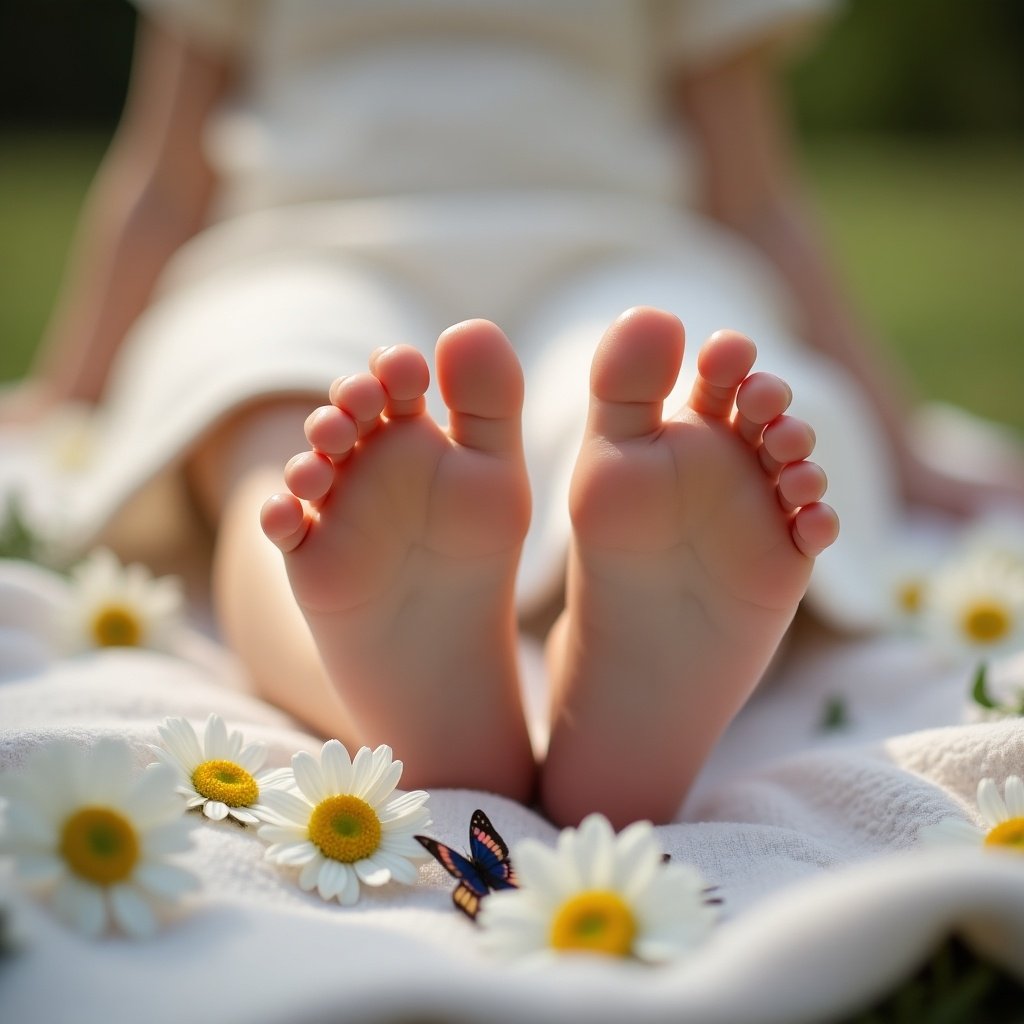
top-left (542, 308), bottom-right (838, 827)
top-left (260, 320), bottom-right (535, 799)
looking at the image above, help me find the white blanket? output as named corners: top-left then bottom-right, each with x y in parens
top-left (2, 557), bottom-right (1024, 1024)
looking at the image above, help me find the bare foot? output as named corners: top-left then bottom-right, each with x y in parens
top-left (261, 320), bottom-right (535, 799)
top-left (542, 308), bottom-right (839, 827)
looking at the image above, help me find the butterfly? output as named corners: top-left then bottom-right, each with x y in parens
top-left (415, 809), bottom-right (518, 920)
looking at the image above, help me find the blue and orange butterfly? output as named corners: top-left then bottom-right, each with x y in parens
top-left (415, 809), bottom-right (518, 920)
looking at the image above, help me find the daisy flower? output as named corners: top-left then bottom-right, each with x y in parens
top-left (0, 738), bottom-right (198, 938)
top-left (920, 550), bottom-right (1024, 661)
top-left (257, 740), bottom-right (431, 905)
top-left (151, 714), bottom-right (288, 825)
top-left (61, 548), bottom-right (184, 653)
top-left (478, 813), bottom-right (717, 963)
top-left (920, 776), bottom-right (1024, 852)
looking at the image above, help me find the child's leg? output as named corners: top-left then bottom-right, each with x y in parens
top-left (260, 320), bottom-right (536, 801)
top-left (541, 308), bottom-right (838, 828)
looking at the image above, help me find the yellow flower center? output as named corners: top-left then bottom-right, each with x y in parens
top-left (191, 759), bottom-right (259, 807)
top-left (960, 601), bottom-right (1012, 645)
top-left (59, 806), bottom-right (140, 885)
top-left (896, 580), bottom-right (923, 615)
top-left (984, 817), bottom-right (1024, 850)
top-left (550, 890), bottom-right (637, 957)
top-left (307, 794), bottom-right (381, 863)
top-left (91, 604), bottom-right (143, 647)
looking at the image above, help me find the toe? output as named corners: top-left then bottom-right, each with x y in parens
top-left (688, 329), bottom-right (757, 419)
top-left (759, 416), bottom-right (816, 476)
top-left (735, 373), bottom-right (792, 445)
top-left (371, 345), bottom-right (430, 418)
top-left (284, 451), bottom-right (335, 501)
top-left (778, 461), bottom-right (828, 513)
top-left (305, 405), bottom-right (358, 456)
top-left (260, 493), bottom-right (311, 553)
top-left (329, 374), bottom-right (388, 436)
top-left (436, 319), bottom-right (525, 454)
top-left (588, 307), bottom-right (684, 441)
top-left (791, 502), bottom-right (840, 557)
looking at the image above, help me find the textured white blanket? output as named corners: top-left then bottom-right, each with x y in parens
top-left (2, 558), bottom-right (1024, 1024)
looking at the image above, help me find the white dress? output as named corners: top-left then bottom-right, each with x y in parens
top-left (55, 0), bottom-right (902, 627)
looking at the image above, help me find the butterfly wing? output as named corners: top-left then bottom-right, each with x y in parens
top-left (467, 808), bottom-right (517, 890)
top-left (415, 834), bottom-right (491, 919)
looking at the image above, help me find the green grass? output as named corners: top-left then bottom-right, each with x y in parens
top-left (0, 132), bottom-right (107, 378)
top-left (802, 137), bottom-right (1024, 434)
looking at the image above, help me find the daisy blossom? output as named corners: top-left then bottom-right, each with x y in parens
top-left (920, 776), bottom-right (1024, 852)
top-left (257, 740), bottom-right (430, 905)
top-left (0, 738), bottom-right (198, 938)
top-left (151, 714), bottom-right (288, 825)
top-left (61, 548), bottom-right (185, 653)
top-left (478, 813), bottom-right (717, 963)
top-left (921, 550), bottom-right (1024, 662)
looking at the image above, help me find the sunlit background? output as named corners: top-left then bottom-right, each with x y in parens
top-left (1, 0), bottom-right (1022, 431)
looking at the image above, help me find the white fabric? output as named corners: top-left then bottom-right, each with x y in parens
top-left (2, 558), bottom-right (1024, 1024)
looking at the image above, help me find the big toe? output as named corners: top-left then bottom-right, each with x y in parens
top-left (587, 307), bottom-right (685, 441)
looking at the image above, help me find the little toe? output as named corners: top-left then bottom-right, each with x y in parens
top-left (759, 416), bottom-right (816, 476)
top-left (588, 307), bottom-right (684, 441)
top-left (436, 319), bottom-right (525, 454)
top-left (687, 329), bottom-right (758, 419)
top-left (305, 405), bottom-right (358, 457)
top-left (371, 345), bottom-right (431, 419)
top-left (735, 373), bottom-right (793, 445)
top-left (792, 502), bottom-right (840, 557)
top-left (284, 451), bottom-right (335, 501)
top-left (778, 461), bottom-right (828, 513)
top-left (260, 493), bottom-right (311, 553)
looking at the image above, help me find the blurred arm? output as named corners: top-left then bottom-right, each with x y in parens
top-left (671, 47), bottom-right (925, 490)
top-left (25, 19), bottom-right (234, 409)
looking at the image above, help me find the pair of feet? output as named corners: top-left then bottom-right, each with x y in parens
top-left (260, 308), bottom-right (838, 827)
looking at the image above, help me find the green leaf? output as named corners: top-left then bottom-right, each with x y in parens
top-left (970, 663), bottom-right (998, 710)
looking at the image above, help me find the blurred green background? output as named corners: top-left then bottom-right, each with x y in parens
top-left (1, 0), bottom-right (1022, 431)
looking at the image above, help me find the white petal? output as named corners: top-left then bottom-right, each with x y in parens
top-left (15, 852), bottom-right (65, 884)
top-left (298, 857), bottom-right (323, 891)
top-left (4, 801), bottom-right (58, 846)
top-left (85, 739), bottom-right (134, 803)
top-left (121, 764), bottom-right (181, 826)
top-left (157, 718), bottom-right (203, 769)
top-left (228, 807), bottom-right (260, 825)
top-left (919, 818), bottom-right (985, 846)
top-left (258, 788), bottom-right (312, 825)
top-left (978, 778), bottom-right (1009, 827)
top-left (316, 858), bottom-right (350, 899)
top-left (267, 840), bottom-right (320, 867)
top-left (109, 884), bottom-right (158, 938)
top-left (337, 871), bottom-right (361, 905)
top-left (367, 849), bottom-right (421, 885)
top-left (348, 746), bottom-right (376, 798)
top-left (257, 824), bottom-right (308, 846)
top-left (515, 839), bottom-right (571, 899)
top-left (358, 750), bottom-right (402, 806)
top-left (319, 740), bottom-right (353, 795)
top-left (574, 815), bottom-right (617, 887)
top-left (53, 876), bottom-right (108, 938)
top-left (202, 801), bottom-right (229, 822)
top-left (204, 714), bottom-right (231, 759)
top-left (378, 790), bottom-right (430, 822)
top-left (239, 742), bottom-right (268, 774)
top-left (133, 861), bottom-right (199, 901)
top-left (1004, 776), bottom-right (1024, 818)
top-left (354, 858), bottom-right (391, 887)
top-left (141, 820), bottom-right (193, 857)
top-left (292, 751), bottom-right (328, 804)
